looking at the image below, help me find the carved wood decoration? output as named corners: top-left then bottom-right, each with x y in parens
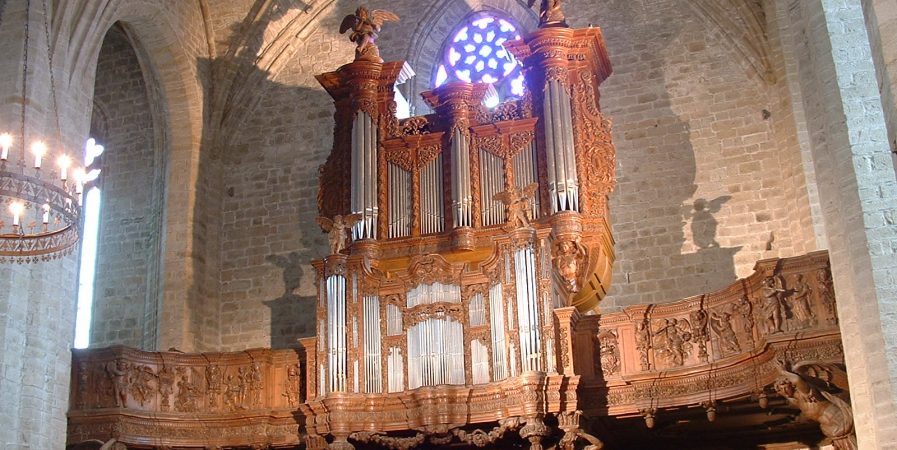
top-left (67, 3), bottom-right (851, 449)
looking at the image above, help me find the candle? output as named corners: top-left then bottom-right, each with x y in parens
top-left (57, 155), bottom-right (71, 181)
top-left (0, 133), bottom-right (11, 160)
top-left (42, 203), bottom-right (50, 224)
top-left (31, 141), bottom-right (46, 168)
top-left (10, 202), bottom-right (24, 227)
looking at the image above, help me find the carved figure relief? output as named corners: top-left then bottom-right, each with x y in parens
top-left (206, 364), bottom-right (223, 409)
top-left (174, 368), bottom-right (201, 413)
top-left (248, 362), bottom-right (263, 408)
top-left (129, 365), bottom-right (157, 407)
top-left (690, 309), bottom-right (709, 363)
top-left (317, 214), bottom-right (362, 255)
top-left (635, 318), bottom-right (651, 371)
top-left (158, 366), bottom-right (176, 411)
top-left (817, 268), bottom-right (838, 324)
top-left (106, 358), bottom-right (130, 408)
top-left (652, 318), bottom-right (692, 367)
top-left (787, 274), bottom-right (815, 328)
top-left (710, 310), bottom-right (741, 354)
top-left (339, 7), bottom-right (399, 62)
top-left (552, 238), bottom-right (587, 294)
top-left (775, 360), bottom-right (856, 450)
top-left (760, 275), bottom-right (786, 334)
top-left (283, 364), bottom-right (301, 407)
top-left (494, 183), bottom-right (539, 231)
top-left (595, 329), bottom-right (620, 377)
top-left (225, 372), bottom-right (245, 411)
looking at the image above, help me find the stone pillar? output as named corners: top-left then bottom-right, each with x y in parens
top-left (0, 3), bottom-right (86, 448)
top-left (779, 0), bottom-right (897, 446)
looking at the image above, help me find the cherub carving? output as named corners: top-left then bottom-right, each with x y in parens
top-left (105, 358), bottom-right (129, 408)
top-left (527, 0), bottom-right (566, 26)
top-left (775, 359), bottom-right (856, 449)
top-left (339, 6), bottom-right (399, 62)
top-left (552, 238), bottom-right (587, 293)
top-left (317, 213), bottom-right (362, 255)
top-left (494, 183), bottom-right (538, 231)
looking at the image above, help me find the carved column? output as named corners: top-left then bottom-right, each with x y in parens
top-left (554, 307), bottom-right (580, 376)
top-left (316, 61), bottom-right (408, 244)
top-left (422, 83), bottom-right (489, 250)
top-left (506, 28), bottom-right (616, 312)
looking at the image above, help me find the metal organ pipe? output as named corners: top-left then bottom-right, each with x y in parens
top-left (326, 274), bottom-right (348, 393)
top-left (351, 112), bottom-right (378, 240)
top-left (451, 128), bottom-right (472, 228)
top-left (514, 247), bottom-right (541, 372)
top-left (543, 80), bottom-right (580, 213)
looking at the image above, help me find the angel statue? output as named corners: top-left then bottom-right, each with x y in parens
top-left (317, 214), bottom-right (362, 255)
top-left (339, 6), bottom-right (399, 62)
top-left (527, 0), bottom-right (567, 27)
top-left (775, 359), bottom-right (857, 450)
top-left (494, 183), bottom-right (539, 232)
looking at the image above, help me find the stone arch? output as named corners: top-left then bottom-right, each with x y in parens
top-left (401, 0), bottom-right (539, 114)
top-left (56, 0), bottom-right (214, 350)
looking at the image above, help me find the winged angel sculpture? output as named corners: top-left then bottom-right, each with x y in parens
top-left (775, 359), bottom-right (856, 450)
top-left (317, 214), bottom-right (362, 255)
top-left (494, 183), bottom-right (539, 231)
top-left (527, 0), bottom-right (566, 26)
top-left (339, 6), bottom-right (399, 62)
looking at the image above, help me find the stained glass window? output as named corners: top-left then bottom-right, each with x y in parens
top-left (434, 14), bottom-right (525, 106)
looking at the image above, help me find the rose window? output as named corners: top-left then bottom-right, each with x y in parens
top-left (434, 14), bottom-right (525, 105)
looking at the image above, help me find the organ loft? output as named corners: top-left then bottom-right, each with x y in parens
top-left (65, 2), bottom-right (855, 450)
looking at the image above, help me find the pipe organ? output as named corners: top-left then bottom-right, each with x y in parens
top-left (65, 6), bottom-right (855, 450)
top-left (310, 7), bottom-right (618, 449)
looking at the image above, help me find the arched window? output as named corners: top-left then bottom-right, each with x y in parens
top-left (74, 139), bottom-right (103, 349)
top-left (433, 13), bottom-right (525, 107)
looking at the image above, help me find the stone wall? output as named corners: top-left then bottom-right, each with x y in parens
top-left (89, 25), bottom-right (165, 350)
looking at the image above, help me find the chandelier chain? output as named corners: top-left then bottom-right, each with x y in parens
top-left (21, 0), bottom-right (30, 156)
top-left (40, 0), bottom-right (62, 147)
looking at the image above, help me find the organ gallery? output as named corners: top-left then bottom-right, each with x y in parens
top-left (62, 2), bottom-right (859, 450)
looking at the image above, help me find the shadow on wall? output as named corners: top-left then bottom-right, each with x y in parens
top-left (193, 0), bottom-right (334, 350)
top-left (595, 0), bottom-right (739, 308)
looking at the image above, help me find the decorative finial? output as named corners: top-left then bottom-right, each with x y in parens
top-left (527, 0), bottom-right (567, 27)
top-left (339, 6), bottom-right (399, 62)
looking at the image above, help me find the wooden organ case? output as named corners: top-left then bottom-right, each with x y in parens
top-left (307, 7), bottom-right (616, 450)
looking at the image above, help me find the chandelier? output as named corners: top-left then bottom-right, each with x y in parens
top-left (0, 0), bottom-right (84, 263)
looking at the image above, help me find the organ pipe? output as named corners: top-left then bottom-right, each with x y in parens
top-left (451, 128), bottom-right (472, 228)
top-left (326, 274), bottom-right (347, 393)
top-left (543, 80), bottom-right (580, 213)
top-left (351, 112), bottom-right (378, 240)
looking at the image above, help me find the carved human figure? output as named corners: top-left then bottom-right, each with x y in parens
top-left (317, 213), bottom-right (362, 255)
top-left (761, 276), bottom-right (787, 334)
top-left (635, 319), bottom-right (651, 371)
top-left (224, 374), bottom-right (243, 411)
top-left (653, 318), bottom-right (692, 367)
top-left (817, 268), bottom-right (838, 324)
top-left (174, 368), bottom-right (200, 412)
top-left (527, 0), bottom-right (566, 26)
top-left (248, 362), bottom-right (263, 408)
top-left (594, 329), bottom-right (620, 377)
top-left (339, 6), bottom-right (399, 62)
top-left (106, 358), bottom-right (129, 408)
top-left (788, 274), bottom-right (815, 328)
top-left (494, 183), bottom-right (538, 231)
top-left (206, 364), bottom-right (223, 409)
top-left (283, 364), bottom-right (301, 407)
top-left (552, 238), bottom-right (586, 293)
top-left (157, 366), bottom-right (176, 411)
top-left (129, 365), bottom-right (157, 407)
top-left (710, 310), bottom-right (741, 354)
top-left (775, 360), bottom-right (856, 450)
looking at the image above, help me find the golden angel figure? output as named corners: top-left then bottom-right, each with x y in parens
top-left (527, 0), bottom-right (566, 27)
top-left (339, 6), bottom-right (399, 62)
top-left (317, 213), bottom-right (362, 255)
top-left (494, 183), bottom-right (539, 231)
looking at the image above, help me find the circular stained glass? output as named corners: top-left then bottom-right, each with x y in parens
top-left (434, 14), bottom-right (525, 100)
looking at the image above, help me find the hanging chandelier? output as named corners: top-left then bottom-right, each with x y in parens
top-left (0, 0), bottom-right (84, 263)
